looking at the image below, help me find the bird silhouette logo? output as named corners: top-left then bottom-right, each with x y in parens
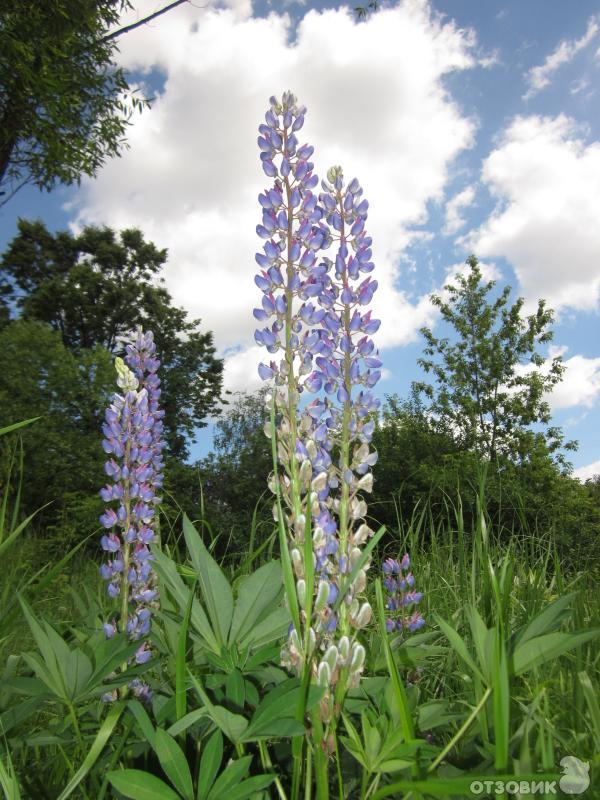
top-left (559, 756), bottom-right (590, 795)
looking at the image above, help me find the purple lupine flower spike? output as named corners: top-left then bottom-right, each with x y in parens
top-left (382, 553), bottom-right (424, 635)
top-left (98, 328), bottom-right (164, 703)
top-left (255, 92), bottom-right (339, 678)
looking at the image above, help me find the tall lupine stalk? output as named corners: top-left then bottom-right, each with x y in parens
top-left (255, 96), bottom-right (384, 788)
top-left (99, 329), bottom-right (164, 702)
top-left (308, 166), bottom-right (381, 725)
top-left (254, 92), bottom-right (335, 675)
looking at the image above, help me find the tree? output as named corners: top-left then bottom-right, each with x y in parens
top-left (0, 320), bottom-right (115, 535)
top-left (0, 220), bottom-right (224, 458)
top-left (413, 256), bottom-right (575, 465)
top-left (0, 1), bottom-right (143, 201)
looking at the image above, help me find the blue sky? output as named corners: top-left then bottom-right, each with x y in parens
top-left (1, 0), bottom-right (599, 475)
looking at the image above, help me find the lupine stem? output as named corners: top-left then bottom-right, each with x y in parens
top-left (338, 197), bottom-right (351, 639)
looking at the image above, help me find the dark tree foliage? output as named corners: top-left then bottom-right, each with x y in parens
top-left (198, 390), bottom-right (274, 551)
top-left (0, 0), bottom-right (147, 202)
top-left (0, 320), bottom-right (114, 533)
top-left (413, 256), bottom-right (575, 466)
top-left (0, 219), bottom-right (224, 459)
top-left (370, 394), bottom-right (599, 563)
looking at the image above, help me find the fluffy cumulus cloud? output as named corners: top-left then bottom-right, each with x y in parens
top-left (74, 0), bottom-right (476, 389)
top-left (549, 352), bottom-right (600, 410)
top-left (523, 15), bottom-right (599, 99)
top-left (468, 114), bottom-right (600, 313)
top-left (514, 345), bottom-right (600, 412)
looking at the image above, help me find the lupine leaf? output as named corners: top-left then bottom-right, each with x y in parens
top-left (153, 550), bottom-right (220, 654)
top-left (183, 514), bottom-right (233, 647)
top-left (219, 774), bottom-right (276, 800)
top-left (154, 728), bottom-right (194, 800)
top-left (228, 560), bottom-right (283, 646)
top-left (206, 756), bottom-right (253, 800)
top-left (197, 729), bottom-right (223, 800)
top-left (106, 770), bottom-right (180, 800)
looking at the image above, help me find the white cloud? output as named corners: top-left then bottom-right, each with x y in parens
top-left (573, 460), bottom-right (600, 481)
top-left (443, 259), bottom-right (499, 284)
top-left (443, 185), bottom-right (476, 235)
top-left (72, 0), bottom-right (476, 379)
top-left (523, 16), bottom-right (599, 99)
top-left (468, 114), bottom-right (600, 312)
top-left (570, 77), bottom-right (591, 95)
top-left (513, 345), bottom-right (600, 411)
top-left (548, 353), bottom-right (600, 410)
top-left (222, 344), bottom-right (265, 394)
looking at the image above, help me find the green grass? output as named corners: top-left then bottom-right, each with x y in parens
top-left (1, 487), bottom-right (598, 799)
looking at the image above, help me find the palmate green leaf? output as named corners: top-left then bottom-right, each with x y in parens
top-left (167, 708), bottom-right (209, 738)
top-left (209, 705), bottom-right (249, 744)
top-left (188, 671), bottom-right (248, 745)
top-left (63, 648), bottom-right (94, 700)
top-left (217, 774), bottom-right (276, 800)
top-left (154, 728), bottom-right (194, 800)
top-left (197, 729), bottom-right (223, 800)
top-left (512, 629), bottom-right (600, 675)
top-left (107, 770), bottom-right (181, 800)
top-left (18, 596), bottom-right (67, 700)
top-left (225, 668), bottom-right (245, 711)
top-left (19, 653), bottom-right (63, 699)
top-left (127, 699), bottom-right (156, 748)
top-left (153, 550), bottom-right (220, 654)
top-left (206, 756), bottom-right (253, 800)
top-left (183, 514), bottom-right (233, 647)
top-left (228, 560), bottom-right (283, 646)
top-left (82, 635), bottom-right (140, 699)
top-left (241, 678), bottom-right (315, 742)
top-left (340, 735), bottom-right (368, 769)
top-left (238, 607), bottom-right (290, 650)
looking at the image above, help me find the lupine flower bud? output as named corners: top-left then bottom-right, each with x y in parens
top-left (318, 661), bottom-right (332, 688)
top-left (296, 579), bottom-right (307, 608)
top-left (324, 644), bottom-right (339, 673)
top-left (315, 579), bottom-right (330, 613)
top-left (338, 635), bottom-right (350, 663)
top-left (354, 602), bottom-right (372, 629)
top-left (350, 643), bottom-right (365, 673)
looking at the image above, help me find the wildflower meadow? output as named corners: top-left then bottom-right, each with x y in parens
top-left (0, 92), bottom-right (598, 800)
